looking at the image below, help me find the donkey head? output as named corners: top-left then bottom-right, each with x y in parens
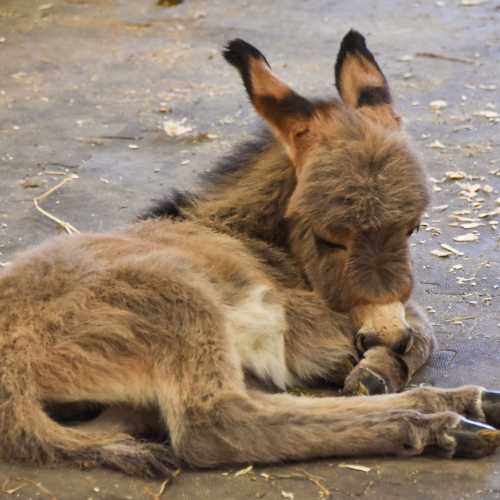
top-left (223, 31), bottom-right (430, 355)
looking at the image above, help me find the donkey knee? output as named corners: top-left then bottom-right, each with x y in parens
top-left (405, 387), bottom-right (446, 413)
top-left (405, 385), bottom-right (485, 420)
top-left (171, 395), bottom-right (258, 468)
top-left (173, 424), bottom-right (233, 468)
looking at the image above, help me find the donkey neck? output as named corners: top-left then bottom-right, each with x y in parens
top-left (192, 133), bottom-right (296, 247)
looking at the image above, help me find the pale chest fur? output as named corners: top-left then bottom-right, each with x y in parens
top-left (225, 285), bottom-right (296, 390)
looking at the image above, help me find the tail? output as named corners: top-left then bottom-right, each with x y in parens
top-left (0, 396), bottom-right (179, 478)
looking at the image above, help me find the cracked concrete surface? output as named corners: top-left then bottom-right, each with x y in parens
top-left (0, 0), bottom-right (499, 498)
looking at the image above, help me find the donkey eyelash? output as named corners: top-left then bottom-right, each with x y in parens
top-left (407, 224), bottom-right (421, 237)
top-left (314, 234), bottom-right (347, 252)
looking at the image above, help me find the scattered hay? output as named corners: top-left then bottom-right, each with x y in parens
top-left (145, 469), bottom-right (182, 500)
top-left (33, 175), bottom-right (80, 234)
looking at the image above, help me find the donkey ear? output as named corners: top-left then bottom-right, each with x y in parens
top-left (223, 39), bottom-right (315, 164)
top-left (335, 30), bottom-right (400, 126)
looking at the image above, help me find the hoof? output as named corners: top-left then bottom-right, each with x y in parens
top-left (343, 367), bottom-right (388, 396)
top-left (451, 417), bottom-right (500, 458)
top-left (482, 391), bottom-right (500, 428)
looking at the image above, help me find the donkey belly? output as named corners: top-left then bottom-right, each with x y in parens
top-left (225, 284), bottom-right (296, 390)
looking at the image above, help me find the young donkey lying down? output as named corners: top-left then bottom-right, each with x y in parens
top-left (1, 30), bottom-right (499, 477)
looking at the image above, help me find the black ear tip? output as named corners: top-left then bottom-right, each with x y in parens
top-left (222, 38), bottom-right (247, 58)
top-left (335, 29), bottom-right (377, 92)
top-left (335, 28), bottom-right (377, 79)
top-left (223, 39), bottom-right (250, 66)
top-left (340, 29), bottom-right (367, 52)
top-left (222, 38), bottom-right (269, 69)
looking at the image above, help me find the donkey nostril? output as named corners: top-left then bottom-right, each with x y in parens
top-left (356, 333), bottom-right (380, 353)
top-left (393, 330), bottom-right (413, 355)
top-left (356, 334), bottom-right (367, 352)
top-left (394, 342), bottom-right (407, 355)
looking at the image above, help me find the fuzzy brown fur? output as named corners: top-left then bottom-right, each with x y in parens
top-left (0, 30), bottom-right (499, 477)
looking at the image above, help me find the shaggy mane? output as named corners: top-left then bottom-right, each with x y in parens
top-left (140, 129), bottom-right (274, 221)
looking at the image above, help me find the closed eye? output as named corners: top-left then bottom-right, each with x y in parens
top-left (407, 224), bottom-right (421, 237)
top-left (314, 234), bottom-right (347, 253)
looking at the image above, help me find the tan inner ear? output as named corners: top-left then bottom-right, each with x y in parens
top-left (249, 58), bottom-right (291, 100)
top-left (339, 54), bottom-right (386, 109)
top-left (247, 58), bottom-right (314, 167)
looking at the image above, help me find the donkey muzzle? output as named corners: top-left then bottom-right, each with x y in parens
top-left (351, 302), bottom-right (413, 355)
top-left (355, 327), bottom-right (414, 355)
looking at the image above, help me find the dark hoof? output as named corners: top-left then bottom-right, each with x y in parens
top-left (451, 417), bottom-right (500, 458)
top-left (482, 391), bottom-right (500, 428)
top-left (343, 367), bottom-right (388, 396)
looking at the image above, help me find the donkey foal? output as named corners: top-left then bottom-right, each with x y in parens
top-left (0, 31), bottom-right (499, 477)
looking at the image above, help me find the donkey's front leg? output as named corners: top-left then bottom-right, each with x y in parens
top-left (283, 290), bottom-right (359, 387)
top-left (169, 387), bottom-right (500, 468)
top-left (344, 301), bottom-right (435, 395)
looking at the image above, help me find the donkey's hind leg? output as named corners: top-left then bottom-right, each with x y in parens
top-left (73, 406), bottom-right (163, 439)
top-left (0, 393), bottom-right (177, 478)
top-left (344, 301), bottom-right (435, 395)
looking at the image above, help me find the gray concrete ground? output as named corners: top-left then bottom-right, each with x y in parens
top-left (0, 0), bottom-right (499, 498)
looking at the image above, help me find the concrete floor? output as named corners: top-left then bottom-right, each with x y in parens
top-left (0, 0), bottom-right (499, 498)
